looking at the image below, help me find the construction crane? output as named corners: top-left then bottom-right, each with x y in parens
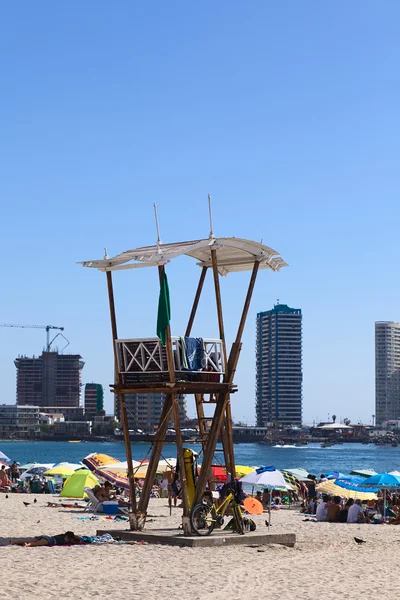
top-left (0, 324), bottom-right (65, 352)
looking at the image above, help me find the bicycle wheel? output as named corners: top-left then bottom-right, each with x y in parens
top-left (232, 504), bottom-right (245, 535)
top-left (190, 503), bottom-right (216, 536)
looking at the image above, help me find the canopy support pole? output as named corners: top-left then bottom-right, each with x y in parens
top-left (185, 266), bottom-right (208, 337)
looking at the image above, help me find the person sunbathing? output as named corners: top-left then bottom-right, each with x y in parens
top-left (94, 482), bottom-right (130, 507)
top-left (9, 531), bottom-right (82, 547)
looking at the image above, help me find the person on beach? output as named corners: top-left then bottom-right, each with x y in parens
top-left (338, 498), bottom-right (353, 523)
top-left (95, 481), bottom-right (131, 507)
top-left (316, 494), bottom-right (330, 521)
top-left (0, 466), bottom-right (11, 491)
top-left (327, 496), bottom-right (342, 522)
top-left (9, 462), bottom-right (20, 482)
top-left (347, 499), bottom-right (365, 523)
top-left (8, 531), bottom-right (82, 547)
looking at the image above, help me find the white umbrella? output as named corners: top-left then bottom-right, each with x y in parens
top-left (240, 467), bottom-right (291, 528)
top-left (0, 451), bottom-right (10, 462)
top-left (240, 468), bottom-right (290, 489)
top-left (101, 460), bottom-right (142, 473)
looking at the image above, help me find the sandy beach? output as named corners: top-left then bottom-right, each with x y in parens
top-left (1, 495), bottom-right (399, 600)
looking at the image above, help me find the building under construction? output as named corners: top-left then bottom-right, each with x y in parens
top-left (15, 351), bottom-right (84, 408)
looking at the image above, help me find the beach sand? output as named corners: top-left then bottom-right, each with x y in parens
top-left (1, 495), bottom-right (399, 600)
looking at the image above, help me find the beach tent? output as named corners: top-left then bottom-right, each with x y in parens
top-left (60, 469), bottom-right (99, 498)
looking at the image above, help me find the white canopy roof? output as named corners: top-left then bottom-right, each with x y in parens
top-left (79, 237), bottom-right (288, 276)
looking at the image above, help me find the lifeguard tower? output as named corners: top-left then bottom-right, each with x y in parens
top-left (80, 215), bottom-right (287, 533)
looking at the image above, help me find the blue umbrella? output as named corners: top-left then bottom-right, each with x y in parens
top-left (359, 473), bottom-right (400, 519)
top-left (334, 478), bottom-right (378, 493)
top-left (326, 471), bottom-right (345, 480)
top-left (362, 473), bottom-right (400, 488)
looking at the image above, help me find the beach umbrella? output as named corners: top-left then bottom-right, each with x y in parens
top-left (100, 459), bottom-right (142, 474)
top-left (350, 469), bottom-right (377, 478)
top-left (283, 468), bottom-right (311, 481)
top-left (235, 465), bottom-right (255, 478)
top-left (94, 468), bottom-right (130, 490)
top-left (326, 471), bottom-right (345, 480)
top-left (44, 465), bottom-right (76, 477)
top-left (19, 462), bottom-right (38, 471)
top-left (360, 473), bottom-right (400, 519)
top-left (243, 497), bottom-right (263, 515)
top-left (316, 480), bottom-right (377, 500)
top-left (281, 470), bottom-right (302, 493)
top-left (82, 453), bottom-right (121, 471)
top-left (240, 467), bottom-right (290, 528)
top-left (20, 465), bottom-right (55, 481)
top-left (240, 466), bottom-right (290, 489)
top-left (0, 451), bottom-right (10, 462)
top-left (363, 473), bottom-right (400, 488)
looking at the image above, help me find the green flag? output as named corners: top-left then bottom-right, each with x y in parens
top-left (156, 271), bottom-right (171, 346)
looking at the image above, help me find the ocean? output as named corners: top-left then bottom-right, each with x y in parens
top-left (1, 441), bottom-right (400, 474)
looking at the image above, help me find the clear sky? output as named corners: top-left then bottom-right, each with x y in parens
top-left (1, 1), bottom-right (399, 425)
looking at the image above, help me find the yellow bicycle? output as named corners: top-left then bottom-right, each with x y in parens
top-left (190, 481), bottom-right (245, 536)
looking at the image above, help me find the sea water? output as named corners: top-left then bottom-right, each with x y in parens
top-left (1, 441), bottom-right (400, 475)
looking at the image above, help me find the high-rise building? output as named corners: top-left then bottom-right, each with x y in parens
top-left (375, 321), bottom-right (400, 425)
top-left (115, 393), bottom-right (187, 431)
top-left (84, 383), bottom-right (104, 418)
top-left (256, 303), bottom-right (302, 427)
top-left (15, 351), bottom-right (84, 408)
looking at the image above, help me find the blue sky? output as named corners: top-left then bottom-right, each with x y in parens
top-left (1, 2), bottom-right (399, 425)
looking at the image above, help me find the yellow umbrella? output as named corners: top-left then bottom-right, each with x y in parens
top-left (44, 466), bottom-right (75, 477)
top-left (316, 480), bottom-right (378, 500)
top-left (235, 465), bottom-right (255, 478)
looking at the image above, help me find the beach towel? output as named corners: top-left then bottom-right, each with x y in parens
top-left (184, 337), bottom-right (206, 371)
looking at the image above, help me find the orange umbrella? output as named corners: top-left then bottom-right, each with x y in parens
top-left (243, 497), bottom-right (263, 515)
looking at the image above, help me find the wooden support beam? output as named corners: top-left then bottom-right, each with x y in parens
top-left (185, 266), bottom-right (208, 337)
top-left (105, 271), bottom-right (137, 514)
top-left (172, 393), bottom-right (190, 533)
top-left (137, 395), bottom-right (173, 515)
top-left (137, 264), bottom-right (177, 522)
top-left (193, 260), bottom-right (260, 505)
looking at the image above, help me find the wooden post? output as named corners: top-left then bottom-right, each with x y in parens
top-left (158, 264), bottom-right (190, 532)
top-left (137, 395), bottom-right (173, 515)
top-left (193, 260), bottom-right (261, 505)
top-left (105, 271), bottom-right (137, 515)
top-left (185, 266), bottom-right (208, 337)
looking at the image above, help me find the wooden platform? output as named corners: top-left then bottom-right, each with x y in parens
top-left (110, 381), bottom-right (238, 395)
top-left (97, 527), bottom-right (296, 548)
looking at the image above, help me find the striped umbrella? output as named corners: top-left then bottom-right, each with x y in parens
top-left (316, 480), bottom-right (377, 500)
top-left (282, 470), bottom-right (302, 493)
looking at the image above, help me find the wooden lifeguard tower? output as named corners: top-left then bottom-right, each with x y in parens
top-left (80, 218), bottom-right (287, 533)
